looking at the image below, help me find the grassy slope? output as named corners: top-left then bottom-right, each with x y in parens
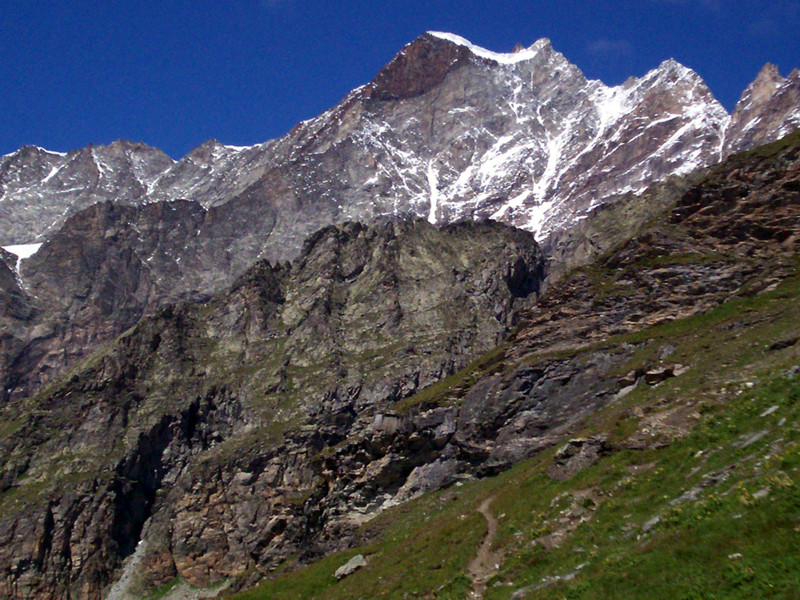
top-left (232, 261), bottom-right (800, 599)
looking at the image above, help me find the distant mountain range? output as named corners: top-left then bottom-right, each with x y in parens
top-left (2, 32), bottom-right (798, 252)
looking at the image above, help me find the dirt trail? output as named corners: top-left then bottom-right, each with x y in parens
top-left (467, 496), bottom-right (503, 599)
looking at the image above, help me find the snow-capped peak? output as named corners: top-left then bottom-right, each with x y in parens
top-left (1, 32), bottom-right (797, 260)
top-left (426, 31), bottom-right (550, 65)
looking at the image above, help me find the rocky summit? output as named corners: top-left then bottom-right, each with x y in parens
top-left (0, 30), bottom-right (799, 600)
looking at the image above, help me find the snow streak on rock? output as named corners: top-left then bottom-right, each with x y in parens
top-left (1, 32), bottom-right (798, 255)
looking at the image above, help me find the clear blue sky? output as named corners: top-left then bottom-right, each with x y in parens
top-left (1, 0), bottom-right (798, 159)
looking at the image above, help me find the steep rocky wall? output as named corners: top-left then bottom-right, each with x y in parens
top-left (0, 219), bottom-right (544, 599)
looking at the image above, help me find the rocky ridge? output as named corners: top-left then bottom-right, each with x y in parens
top-left (2, 33), bottom-right (798, 253)
top-left (0, 142), bottom-right (173, 245)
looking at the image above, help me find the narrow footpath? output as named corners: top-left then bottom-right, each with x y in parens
top-left (467, 496), bottom-right (503, 599)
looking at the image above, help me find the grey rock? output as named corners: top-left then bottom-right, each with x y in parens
top-left (753, 487), bottom-right (770, 500)
top-left (547, 436), bottom-right (610, 481)
top-left (334, 554), bottom-right (367, 580)
top-left (644, 366), bottom-right (674, 385)
top-left (733, 430), bottom-right (770, 449)
top-left (393, 459), bottom-right (460, 503)
top-left (642, 515), bottom-right (661, 532)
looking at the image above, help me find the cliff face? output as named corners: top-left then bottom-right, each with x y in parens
top-left (0, 219), bottom-right (545, 599)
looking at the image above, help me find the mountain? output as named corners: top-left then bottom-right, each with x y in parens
top-left (0, 33), bottom-right (796, 403)
top-left (1, 128), bottom-right (798, 600)
top-left (0, 31), bottom-right (799, 599)
top-left (2, 33), bottom-right (798, 255)
top-left (724, 63), bottom-right (800, 155)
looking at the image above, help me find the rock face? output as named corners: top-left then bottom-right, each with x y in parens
top-left (0, 141), bottom-right (173, 245)
top-left (2, 33), bottom-right (798, 255)
top-left (1, 129), bottom-right (798, 600)
top-left (0, 249), bottom-right (36, 395)
top-left (0, 219), bottom-right (544, 599)
top-left (3, 183), bottom-right (286, 399)
top-left (724, 64), bottom-right (800, 156)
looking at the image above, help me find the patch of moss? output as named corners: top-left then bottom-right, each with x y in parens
top-left (393, 344), bottom-right (508, 414)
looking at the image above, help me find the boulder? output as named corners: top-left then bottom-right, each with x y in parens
top-left (547, 436), bottom-right (610, 481)
top-left (335, 554), bottom-right (368, 580)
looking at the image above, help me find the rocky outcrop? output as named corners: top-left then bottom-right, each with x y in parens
top-left (0, 219), bottom-right (544, 599)
top-left (547, 436), bottom-right (610, 481)
top-left (724, 64), bottom-right (800, 156)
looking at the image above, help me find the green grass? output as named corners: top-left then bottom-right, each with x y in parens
top-left (492, 372), bottom-right (800, 600)
top-left (143, 577), bottom-right (181, 600)
top-left (392, 343), bottom-right (508, 414)
top-left (234, 486), bottom-right (486, 600)
top-left (733, 128), bottom-right (800, 162)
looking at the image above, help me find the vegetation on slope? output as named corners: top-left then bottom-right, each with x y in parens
top-left (232, 262), bottom-right (800, 600)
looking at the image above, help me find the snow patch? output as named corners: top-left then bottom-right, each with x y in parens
top-left (36, 146), bottom-right (67, 157)
top-left (41, 164), bottom-right (63, 185)
top-left (593, 85), bottom-right (631, 132)
top-left (91, 148), bottom-right (113, 179)
top-left (3, 243), bottom-right (42, 261)
top-left (426, 161), bottom-right (439, 224)
top-left (2, 243), bottom-right (43, 274)
top-left (426, 31), bottom-right (549, 65)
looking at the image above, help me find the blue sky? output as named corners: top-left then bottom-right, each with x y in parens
top-left (1, 0), bottom-right (798, 158)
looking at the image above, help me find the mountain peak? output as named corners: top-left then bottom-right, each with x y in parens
top-left (4, 145), bottom-right (66, 160)
top-left (364, 32), bottom-right (473, 101)
top-left (735, 62), bottom-right (785, 110)
top-left (754, 62), bottom-right (783, 86)
top-left (654, 58), bottom-right (697, 79)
